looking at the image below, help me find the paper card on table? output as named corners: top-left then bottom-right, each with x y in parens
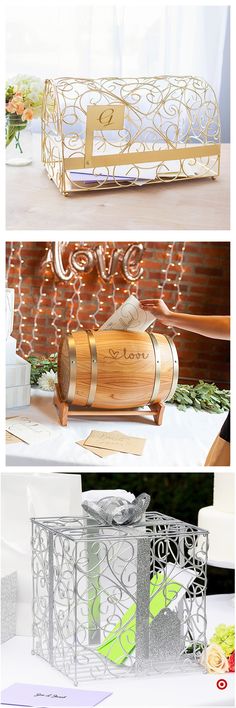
top-left (5, 430), bottom-right (22, 444)
top-left (97, 563), bottom-right (196, 665)
top-left (99, 295), bottom-right (156, 332)
top-left (84, 430), bottom-right (146, 455)
top-left (5, 417), bottom-right (58, 445)
top-left (70, 171), bottom-right (135, 184)
top-left (1, 683), bottom-right (112, 707)
top-left (76, 438), bottom-right (116, 458)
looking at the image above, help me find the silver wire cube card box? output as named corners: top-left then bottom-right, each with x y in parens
top-left (32, 512), bottom-right (208, 684)
top-left (42, 76), bottom-right (221, 195)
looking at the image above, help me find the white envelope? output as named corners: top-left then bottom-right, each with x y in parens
top-left (5, 417), bottom-right (59, 445)
top-left (99, 295), bottom-right (156, 332)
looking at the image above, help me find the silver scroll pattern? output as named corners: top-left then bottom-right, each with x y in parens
top-left (32, 512), bottom-right (208, 684)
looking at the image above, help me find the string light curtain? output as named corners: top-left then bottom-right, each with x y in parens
top-left (6, 242), bottom-right (186, 356)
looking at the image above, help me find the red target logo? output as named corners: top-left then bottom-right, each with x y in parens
top-left (217, 679), bottom-right (227, 690)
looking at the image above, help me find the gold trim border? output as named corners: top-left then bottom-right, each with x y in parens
top-left (148, 333), bottom-right (161, 404)
top-left (63, 143), bottom-right (220, 171)
top-left (165, 336), bottom-right (179, 401)
top-left (66, 334), bottom-right (77, 403)
top-left (87, 330), bottom-right (97, 406)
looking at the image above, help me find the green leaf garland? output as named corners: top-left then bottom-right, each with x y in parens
top-left (27, 355), bottom-right (230, 413)
top-left (27, 353), bottom-right (58, 385)
top-left (169, 380), bottom-right (230, 413)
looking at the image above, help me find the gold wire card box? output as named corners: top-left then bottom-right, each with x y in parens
top-left (42, 76), bottom-right (221, 195)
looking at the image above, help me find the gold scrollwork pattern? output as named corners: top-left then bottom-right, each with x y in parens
top-left (42, 76), bottom-right (221, 195)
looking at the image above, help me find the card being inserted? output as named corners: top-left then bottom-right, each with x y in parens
top-left (100, 295), bottom-right (156, 332)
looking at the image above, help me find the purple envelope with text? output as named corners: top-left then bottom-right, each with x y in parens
top-left (1, 683), bottom-right (112, 708)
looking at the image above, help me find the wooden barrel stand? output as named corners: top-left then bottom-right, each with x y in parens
top-left (54, 329), bottom-right (178, 427)
top-left (54, 384), bottom-right (165, 427)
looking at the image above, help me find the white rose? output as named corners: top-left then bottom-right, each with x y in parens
top-left (201, 643), bottom-right (229, 673)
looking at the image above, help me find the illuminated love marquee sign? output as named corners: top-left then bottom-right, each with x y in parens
top-left (50, 243), bottom-right (145, 283)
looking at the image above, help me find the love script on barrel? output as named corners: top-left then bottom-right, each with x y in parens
top-left (57, 330), bottom-right (179, 410)
top-left (104, 348), bottom-right (150, 362)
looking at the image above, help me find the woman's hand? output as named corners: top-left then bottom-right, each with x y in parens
top-left (140, 299), bottom-right (230, 340)
top-left (140, 298), bottom-right (172, 325)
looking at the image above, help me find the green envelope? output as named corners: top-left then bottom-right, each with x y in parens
top-left (97, 571), bottom-right (182, 665)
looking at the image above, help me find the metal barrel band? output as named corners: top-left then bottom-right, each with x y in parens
top-left (165, 336), bottom-right (179, 401)
top-left (87, 330), bottom-right (98, 406)
top-left (66, 334), bottom-right (77, 402)
top-left (148, 332), bottom-right (161, 404)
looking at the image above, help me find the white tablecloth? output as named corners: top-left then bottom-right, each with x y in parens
top-left (2, 595), bottom-right (234, 707)
top-left (6, 389), bottom-right (227, 468)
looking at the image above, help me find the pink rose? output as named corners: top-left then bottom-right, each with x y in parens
top-left (22, 108), bottom-right (34, 121)
top-left (11, 96), bottom-right (22, 106)
top-left (11, 96), bottom-right (25, 114)
top-left (6, 101), bottom-right (16, 113)
top-left (16, 103), bottom-right (25, 115)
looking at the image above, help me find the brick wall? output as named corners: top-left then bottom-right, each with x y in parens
top-left (6, 241), bottom-right (230, 386)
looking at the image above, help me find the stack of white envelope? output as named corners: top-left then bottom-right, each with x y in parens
top-left (6, 288), bottom-right (31, 408)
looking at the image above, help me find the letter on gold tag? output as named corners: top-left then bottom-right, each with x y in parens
top-left (85, 104), bottom-right (125, 166)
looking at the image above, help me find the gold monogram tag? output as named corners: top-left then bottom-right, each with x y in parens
top-left (85, 104), bottom-right (125, 167)
top-left (87, 104), bottom-right (124, 130)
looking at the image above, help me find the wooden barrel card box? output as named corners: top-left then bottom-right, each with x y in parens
top-left (54, 330), bottom-right (178, 426)
top-left (42, 76), bottom-right (220, 196)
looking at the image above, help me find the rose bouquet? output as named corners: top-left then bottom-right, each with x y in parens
top-left (200, 624), bottom-right (235, 674)
top-left (5, 74), bottom-right (44, 153)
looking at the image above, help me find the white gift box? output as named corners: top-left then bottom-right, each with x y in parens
top-left (6, 384), bottom-right (31, 409)
top-left (5, 289), bottom-right (31, 409)
top-left (5, 289), bottom-right (14, 340)
top-left (6, 356), bottom-right (31, 388)
top-left (2, 473), bottom-right (82, 636)
top-left (6, 354), bottom-right (31, 409)
top-left (6, 336), bottom-right (17, 364)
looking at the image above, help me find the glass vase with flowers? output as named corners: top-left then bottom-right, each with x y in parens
top-left (5, 74), bottom-right (43, 166)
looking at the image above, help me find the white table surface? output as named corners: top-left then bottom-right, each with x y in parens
top-left (1, 595), bottom-right (234, 707)
top-left (6, 135), bottom-right (230, 230)
top-left (6, 389), bottom-right (228, 469)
